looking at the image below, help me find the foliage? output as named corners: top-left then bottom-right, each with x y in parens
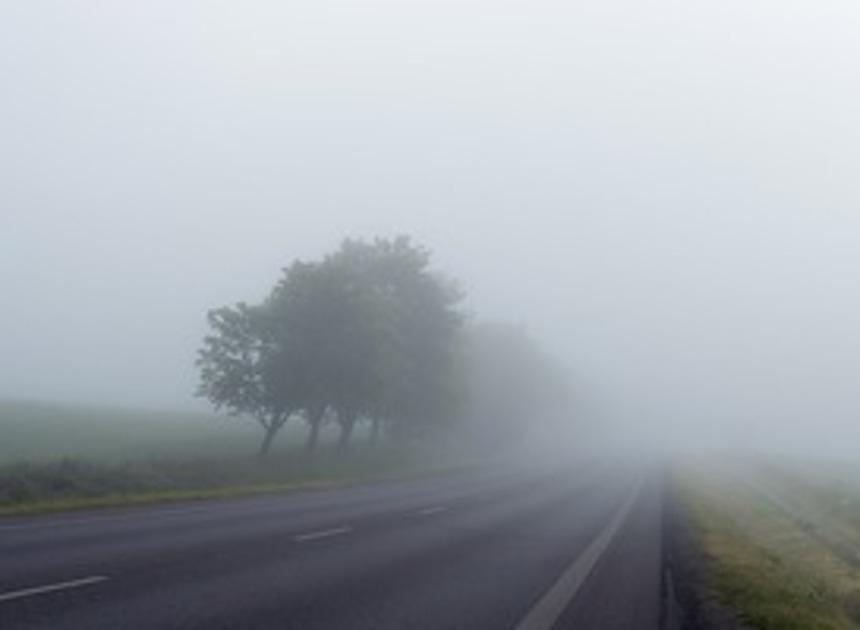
top-left (197, 302), bottom-right (295, 454)
top-left (197, 236), bottom-right (465, 455)
top-left (457, 322), bottom-right (573, 450)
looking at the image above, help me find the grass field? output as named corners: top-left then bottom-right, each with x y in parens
top-left (0, 399), bottom-right (314, 463)
top-left (0, 400), bottom-right (473, 514)
top-left (761, 460), bottom-right (860, 540)
top-left (678, 460), bottom-right (860, 629)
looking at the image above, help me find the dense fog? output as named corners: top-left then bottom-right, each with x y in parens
top-left (3, 1), bottom-right (860, 456)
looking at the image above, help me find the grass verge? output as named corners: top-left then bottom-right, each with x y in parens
top-left (677, 464), bottom-right (860, 630)
top-left (0, 449), bottom-right (477, 517)
top-left (0, 480), bottom-right (338, 516)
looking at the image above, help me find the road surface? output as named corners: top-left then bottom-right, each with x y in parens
top-left (0, 462), bottom-right (669, 629)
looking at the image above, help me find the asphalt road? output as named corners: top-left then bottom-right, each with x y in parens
top-left (0, 461), bottom-right (668, 629)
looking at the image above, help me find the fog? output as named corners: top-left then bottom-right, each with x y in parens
top-left (3, 1), bottom-right (860, 456)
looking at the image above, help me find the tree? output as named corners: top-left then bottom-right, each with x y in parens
top-left (197, 235), bottom-right (466, 456)
top-left (196, 304), bottom-right (296, 456)
top-left (458, 322), bottom-right (572, 451)
top-left (324, 237), bottom-right (464, 446)
top-left (263, 261), bottom-right (333, 455)
top-left (264, 256), bottom-right (381, 453)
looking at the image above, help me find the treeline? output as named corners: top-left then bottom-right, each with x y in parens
top-left (197, 236), bottom-right (570, 456)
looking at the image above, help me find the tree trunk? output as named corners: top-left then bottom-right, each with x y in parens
top-left (369, 417), bottom-right (381, 446)
top-left (337, 413), bottom-right (356, 454)
top-left (305, 417), bottom-right (322, 454)
top-left (258, 412), bottom-right (288, 457)
top-left (304, 406), bottom-right (326, 455)
top-left (259, 424), bottom-right (279, 457)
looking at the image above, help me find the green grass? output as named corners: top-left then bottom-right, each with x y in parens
top-left (761, 460), bottom-right (860, 538)
top-left (0, 480), bottom-right (336, 516)
top-left (0, 450), bottom-right (472, 516)
top-left (0, 399), bottom-right (316, 463)
top-left (679, 463), bottom-right (860, 629)
top-left (0, 400), bottom-right (477, 515)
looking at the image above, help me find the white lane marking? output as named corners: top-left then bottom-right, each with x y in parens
top-left (414, 506), bottom-right (448, 517)
top-left (0, 576), bottom-right (108, 603)
top-left (292, 526), bottom-right (352, 543)
top-left (514, 481), bottom-right (643, 630)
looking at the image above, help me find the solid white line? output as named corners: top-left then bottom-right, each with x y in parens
top-left (0, 576), bottom-right (108, 603)
top-left (514, 481), bottom-right (642, 630)
top-left (415, 506), bottom-right (448, 516)
top-left (292, 525), bottom-right (352, 543)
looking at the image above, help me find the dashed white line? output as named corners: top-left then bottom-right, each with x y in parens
top-left (414, 506), bottom-right (448, 517)
top-left (292, 526), bottom-right (352, 543)
top-left (0, 576), bottom-right (108, 603)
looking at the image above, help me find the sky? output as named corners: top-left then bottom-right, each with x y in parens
top-left (2, 1), bottom-right (860, 453)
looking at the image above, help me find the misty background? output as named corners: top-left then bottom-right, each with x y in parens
top-left (3, 1), bottom-right (860, 455)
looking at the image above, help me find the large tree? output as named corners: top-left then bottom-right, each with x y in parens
top-left (321, 237), bottom-right (464, 446)
top-left (196, 303), bottom-right (297, 455)
top-left (197, 235), bottom-right (465, 456)
top-left (290, 236), bottom-right (464, 451)
top-left (266, 256), bottom-right (390, 453)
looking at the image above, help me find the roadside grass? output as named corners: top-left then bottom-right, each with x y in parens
top-left (760, 460), bottom-right (860, 542)
top-left (0, 480), bottom-right (336, 516)
top-left (0, 447), bottom-right (476, 516)
top-left (0, 400), bottom-right (478, 516)
top-left (678, 463), bottom-right (860, 630)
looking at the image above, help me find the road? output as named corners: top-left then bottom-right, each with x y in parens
top-left (0, 461), bottom-right (669, 629)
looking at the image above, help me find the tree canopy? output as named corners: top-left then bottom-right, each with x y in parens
top-left (198, 235), bottom-right (573, 457)
top-left (197, 236), bottom-right (464, 455)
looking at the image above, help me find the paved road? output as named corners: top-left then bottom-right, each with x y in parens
top-left (0, 462), bottom-right (668, 629)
